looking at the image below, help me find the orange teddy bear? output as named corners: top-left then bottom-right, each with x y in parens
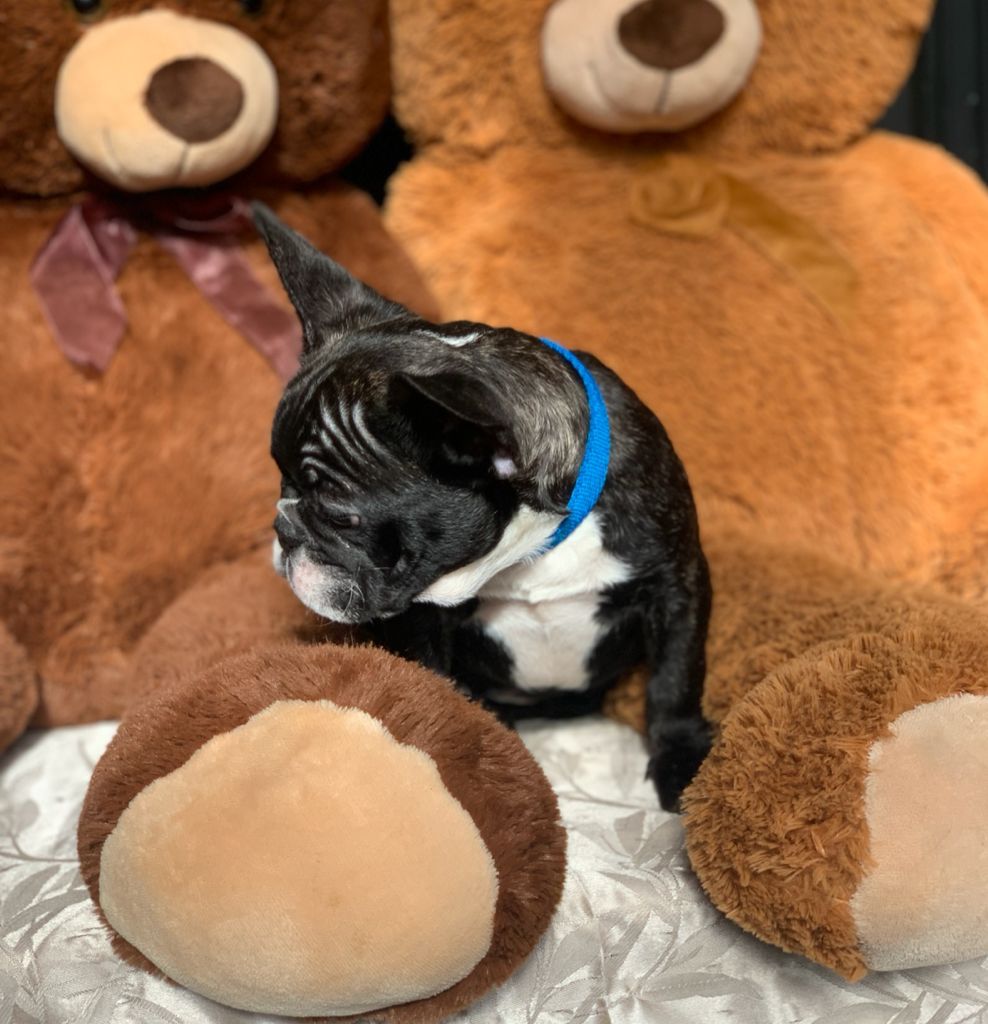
top-left (385, 0), bottom-right (988, 977)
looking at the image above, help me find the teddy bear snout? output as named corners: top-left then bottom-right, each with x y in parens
top-left (144, 57), bottom-right (246, 145)
top-left (618, 0), bottom-right (725, 71)
top-left (542, 0), bottom-right (762, 134)
top-left (55, 10), bottom-right (278, 193)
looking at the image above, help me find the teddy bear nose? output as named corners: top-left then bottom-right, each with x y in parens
top-left (618, 0), bottom-right (725, 71)
top-left (144, 57), bottom-right (245, 144)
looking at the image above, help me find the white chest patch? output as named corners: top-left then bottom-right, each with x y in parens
top-left (474, 513), bottom-right (630, 692)
top-left (415, 506), bottom-right (562, 607)
top-left (474, 594), bottom-right (605, 692)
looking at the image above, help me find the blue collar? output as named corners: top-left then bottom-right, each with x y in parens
top-left (538, 337), bottom-right (611, 550)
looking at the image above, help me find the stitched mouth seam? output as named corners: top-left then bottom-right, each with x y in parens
top-left (101, 126), bottom-right (190, 187)
top-left (174, 142), bottom-right (191, 184)
top-left (587, 59), bottom-right (616, 113)
top-left (654, 71), bottom-right (672, 114)
top-left (587, 57), bottom-right (671, 119)
top-left (100, 127), bottom-right (126, 184)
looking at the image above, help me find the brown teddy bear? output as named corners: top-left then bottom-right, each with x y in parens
top-left (0, 0), bottom-right (437, 748)
top-left (384, 0), bottom-right (988, 977)
top-left (2, 3), bottom-right (569, 1018)
top-left (77, 643), bottom-right (565, 1021)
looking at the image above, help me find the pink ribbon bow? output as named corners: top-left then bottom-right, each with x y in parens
top-left (30, 195), bottom-right (302, 381)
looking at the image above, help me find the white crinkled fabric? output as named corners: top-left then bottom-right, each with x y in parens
top-left (2, 719), bottom-right (988, 1024)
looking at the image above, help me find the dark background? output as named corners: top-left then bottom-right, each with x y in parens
top-left (881, 0), bottom-right (987, 179)
top-left (345, 0), bottom-right (988, 203)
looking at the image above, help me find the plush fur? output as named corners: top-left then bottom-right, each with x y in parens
top-left (0, 1), bottom-right (436, 746)
top-left (0, 623), bottom-right (36, 751)
top-left (0, 0), bottom-right (391, 196)
top-left (385, 0), bottom-right (988, 977)
top-left (78, 643), bottom-right (566, 1024)
top-left (0, 6), bottom-right (571, 1018)
top-left (673, 533), bottom-right (988, 978)
top-left (1, 7), bottom-right (574, 1017)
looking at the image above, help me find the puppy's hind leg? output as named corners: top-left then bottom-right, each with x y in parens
top-left (644, 553), bottom-right (712, 813)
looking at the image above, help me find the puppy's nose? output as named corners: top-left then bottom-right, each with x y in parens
top-left (274, 526), bottom-right (304, 558)
top-left (144, 57), bottom-right (244, 143)
top-left (274, 500), bottom-right (306, 555)
top-left (618, 0), bottom-right (725, 71)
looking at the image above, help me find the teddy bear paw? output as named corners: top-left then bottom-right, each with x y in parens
top-left (78, 644), bottom-right (566, 1022)
top-left (850, 693), bottom-right (988, 972)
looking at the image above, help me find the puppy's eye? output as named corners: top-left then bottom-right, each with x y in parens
top-left (328, 513), bottom-right (361, 530)
top-left (240, 0), bottom-right (264, 14)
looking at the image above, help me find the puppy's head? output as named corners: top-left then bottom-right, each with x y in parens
top-left (255, 205), bottom-right (585, 623)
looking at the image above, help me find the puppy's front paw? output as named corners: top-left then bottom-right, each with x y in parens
top-left (647, 722), bottom-right (712, 813)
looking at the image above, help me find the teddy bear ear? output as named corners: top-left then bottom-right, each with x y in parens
top-left (252, 202), bottom-right (410, 353)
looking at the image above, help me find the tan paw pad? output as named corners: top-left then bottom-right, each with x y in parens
top-left (98, 699), bottom-right (499, 1016)
top-left (853, 694), bottom-right (988, 971)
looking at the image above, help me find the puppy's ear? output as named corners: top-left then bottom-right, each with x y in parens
top-left (393, 371), bottom-right (519, 478)
top-left (397, 371), bottom-right (508, 429)
top-left (252, 202), bottom-right (408, 352)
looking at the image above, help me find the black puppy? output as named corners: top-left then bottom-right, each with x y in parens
top-left (254, 204), bottom-right (711, 812)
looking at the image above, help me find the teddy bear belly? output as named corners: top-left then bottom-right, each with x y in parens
top-left (470, 595), bottom-right (604, 693)
top-left (1, 230), bottom-right (282, 676)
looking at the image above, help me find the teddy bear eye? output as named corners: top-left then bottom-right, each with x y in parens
top-left (70, 0), bottom-right (102, 15)
top-left (240, 0), bottom-right (264, 14)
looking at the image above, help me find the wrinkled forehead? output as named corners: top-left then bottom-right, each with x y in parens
top-left (273, 367), bottom-right (412, 494)
top-left (276, 354), bottom-right (384, 440)
top-left (276, 370), bottom-right (371, 437)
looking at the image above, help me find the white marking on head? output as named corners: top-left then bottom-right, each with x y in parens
top-left (417, 328), bottom-right (482, 348)
top-left (318, 394), bottom-right (351, 450)
top-left (414, 506), bottom-right (562, 607)
top-left (310, 396), bottom-right (391, 482)
top-left (352, 401), bottom-right (390, 460)
top-left (493, 455), bottom-right (517, 479)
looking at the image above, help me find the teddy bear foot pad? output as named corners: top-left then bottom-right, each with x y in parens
top-left (76, 645), bottom-right (566, 1022)
top-left (851, 694), bottom-right (988, 972)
